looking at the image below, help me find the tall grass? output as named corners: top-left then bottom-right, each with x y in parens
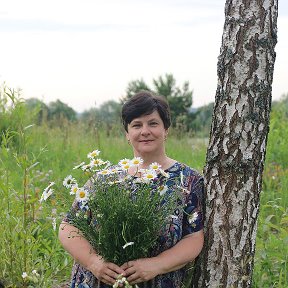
top-left (0, 87), bottom-right (287, 287)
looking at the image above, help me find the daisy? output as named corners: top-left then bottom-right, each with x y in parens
top-left (40, 182), bottom-right (55, 203)
top-left (122, 241), bottom-right (134, 249)
top-left (73, 162), bottom-right (85, 170)
top-left (142, 170), bottom-right (157, 182)
top-left (76, 187), bottom-right (89, 202)
top-left (81, 164), bottom-right (92, 171)
top-left (63, 175), bottom-right (77, 188)
top-left (90, 158), bottom-right (105, 167)
top-left (109, 168), bottom-right (120, 174)
top-left (188, 212), bottom-right (199, 224)
top-left (113, 275), bottom-right (130, 288)
top-left (119, 158), bottom-right (131, 167)
top-left (70, 184), bottom-right (79, 195)
top-left (158, 184), bottom-right (168, 196)
top-left (41, 188), bottom-right (54, 202)
top-left (87, 149), bottom-right (101, 159)
top-left (98, 169), bottom-right (111, 176)
top-left (44, 181), bottom-right (55, 191)
top-left (121, 162), bottom-right (131, 170)
top-left (149, 162), bottom-right (161, 171)
top-left (130, 157), bottom-right (143, 166)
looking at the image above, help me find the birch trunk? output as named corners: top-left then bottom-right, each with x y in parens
top-left (192, 1), bottom-right (278, 287)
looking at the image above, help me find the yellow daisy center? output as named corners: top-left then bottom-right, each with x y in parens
top-left (79, 191), bottom-right (86, 198)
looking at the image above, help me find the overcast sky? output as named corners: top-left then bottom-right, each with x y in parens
top-left (0, 0), bottom-right (287, 112)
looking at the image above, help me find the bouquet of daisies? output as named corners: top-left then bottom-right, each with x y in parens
top-left (42, 149), bottom-right (180, 270)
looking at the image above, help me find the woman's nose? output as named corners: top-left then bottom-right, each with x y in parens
top-left (140, 124), bottom-right (150, 135)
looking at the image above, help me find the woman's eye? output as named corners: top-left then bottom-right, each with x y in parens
top-left (150, 122), bottom-right (158, 126)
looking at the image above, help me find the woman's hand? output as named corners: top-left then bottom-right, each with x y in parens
top-left (89, 258), bottom-right (126, 286)
top-left (121, 258), bottom-right (160, 285)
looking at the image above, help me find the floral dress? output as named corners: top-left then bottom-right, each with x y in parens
top-left (64, 162), bottom-right (204, 288)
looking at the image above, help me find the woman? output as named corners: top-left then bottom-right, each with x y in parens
top-left (59, 91), bottom-right (204, 288)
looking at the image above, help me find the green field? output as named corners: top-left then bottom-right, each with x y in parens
top-left (0, 95), bottom-right (287, 287)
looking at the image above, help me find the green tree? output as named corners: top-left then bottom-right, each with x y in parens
top-left (123, 74), bottom-right (193, 127)
top-left (25, 98), bottom-right (49, 124)
top-left (48, 99), bottom-right (77, 122)
top-left (187, 102), bottom-right (214, 136)
top-left (125, 79), bottom-right (150, 100)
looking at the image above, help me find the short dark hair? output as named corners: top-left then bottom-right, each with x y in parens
top-left (121, 90), bottom-right (171, 132)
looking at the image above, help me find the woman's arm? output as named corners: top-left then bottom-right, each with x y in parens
top-left (59, 222), bottom-right (125, 285)
top-left (122, 229), bottom-right (204, 284)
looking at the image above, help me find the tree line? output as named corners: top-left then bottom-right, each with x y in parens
top-left (21, 74), bottom-right (213, 136)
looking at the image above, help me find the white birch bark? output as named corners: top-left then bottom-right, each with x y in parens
top-left (192, 1), bottom-right (278, 287)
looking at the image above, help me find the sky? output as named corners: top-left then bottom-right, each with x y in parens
top-left (0, 0), bottom-right (287, 113)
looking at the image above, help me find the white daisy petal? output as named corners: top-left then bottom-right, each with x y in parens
top-left (122, 242), bottom-right (134, 249)
top-left (63, 175), bottom-right (77, 188)
top-left (76, 187), bottom-right (89, 202)
top-left (149, 162), bottom-right (161, 171)
top-left (87, 150), bottom-right (101, 159)
top-left (130, 157), bottom-right (143, 166)
top-left (188, 212), bottom-right (199, 224)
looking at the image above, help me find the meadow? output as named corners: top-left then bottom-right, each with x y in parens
top-left (0, 94), bottom-right (287, 287)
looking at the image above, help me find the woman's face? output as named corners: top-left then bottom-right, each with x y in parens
top-left (126, 110), bottom-right (168, 157)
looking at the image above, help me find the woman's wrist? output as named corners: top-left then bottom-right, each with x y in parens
top-left (85, 253), bottom-right (104, 274)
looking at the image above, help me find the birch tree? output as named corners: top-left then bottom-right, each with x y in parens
top-left (192, 1), bottom-right (278, 287)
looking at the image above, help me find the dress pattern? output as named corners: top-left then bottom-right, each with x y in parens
top-left (65, 162), bottom-right (204, 288)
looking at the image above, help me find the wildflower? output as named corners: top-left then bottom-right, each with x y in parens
top-left (188, 212), bottom-right (198, 224)
top-left (87, 150), bottom-right (101, 159)
top-left (76, 187), bottom-right (89, 202)
top-left (70, 184), bottom-right (79, 195)
top-left (121, 162), bottom-right (131, 170)
top-left (40, 182), bottom-right (55, 203)
top-left (22, 272), bottom-right (28, 279)
top-left (122, 242), bottom-right (134, 249)
top-left (158, 184), bottom-right (168, 196)
top-left (90, 158), bottom-right (105, 167)
top-left (73, 162), bottom-right (85, 170)
top-left (32, 269), bottom-right (40, 277)
top-left (108, 179), bottom-right (124, 185)
top-left (119, 158), bottom-right (131, 167)
top-left (81, 164), bottom-right (92, 171)
top-left (98, 169), bottom-right (111, 176)
top-left (142, 170), bottom-right (157, 182)
top-left (109, 168), bottom-right (121, 174)
top-left (149, 162), bottom-right (161, 171)
top-left (113, 275), bottom-right (131, 288)
top-left (63, 175), bottom-right (77, 188)
top-left (130, 157), bottom-right (143, 166)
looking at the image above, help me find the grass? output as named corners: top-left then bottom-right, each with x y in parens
top-left (0, 95), bottom-right (287, 287)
